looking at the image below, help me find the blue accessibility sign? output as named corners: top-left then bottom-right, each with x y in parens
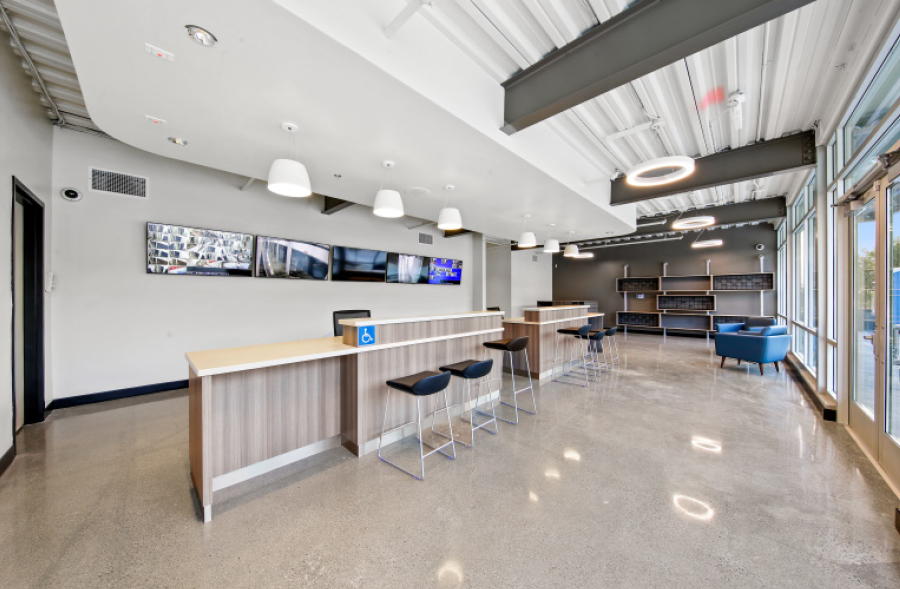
top-left (358, 325), bottom-right (376, 347)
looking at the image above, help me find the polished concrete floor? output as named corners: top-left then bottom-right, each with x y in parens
top-left (2, 333), bottom-right (900, 588)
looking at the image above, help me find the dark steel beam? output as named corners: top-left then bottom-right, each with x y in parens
top-left (611, 131), bottom-right (816, 206)
top-left (501, 0), bottom-right (814, 134)
top-left (321, 195), bottom-right (355, 215)
top-left (629, 197), bottom-right (786, 237)
top-left (443, 228), bottom-right (472, 238)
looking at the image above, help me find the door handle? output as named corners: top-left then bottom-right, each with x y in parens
top-left (864, 335), bottom-right (874, 341)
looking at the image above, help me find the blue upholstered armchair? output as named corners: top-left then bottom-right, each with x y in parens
top-left (714, 322), bottom-right (792, 375)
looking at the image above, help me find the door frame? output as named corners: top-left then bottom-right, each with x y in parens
top-left (10, 177), bottom-right (45, 434)
top-left (848, 184), bottom-right (882, 455)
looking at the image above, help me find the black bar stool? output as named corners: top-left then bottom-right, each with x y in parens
top-left (582, 330), bottom-right (609, 378)
top-left (555, 324), bottom-right (592, 385)
top-left (482, 336), bottom-right (535, 424)
top-left (605, 327), bottom-right (620, 365)
top-left (438, 359), bottom-right (497, 447)
top-left (378, 370), bottom-right (455, 480)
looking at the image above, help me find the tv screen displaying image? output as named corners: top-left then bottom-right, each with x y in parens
top-left (255, 236), bottom-right (330, 280)
top-left (147, 223), bottom-right (254, 276)
top-left (386, 253), bottom-right (430, 284)
top-left (331, 247), bottom-right (387, 282)
top-left (428, 257), bottom-right (463, 285)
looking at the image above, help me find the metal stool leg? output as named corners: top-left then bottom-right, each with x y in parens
top-left (523, 350), bottom-right (537, 414)
top-left (378, 387), bottom-right (456, 480)
top-left (474, 375), bottom-right (500, 436)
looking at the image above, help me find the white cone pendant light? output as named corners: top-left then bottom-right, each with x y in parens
top-left (372, 161), bottom-right (404, 218)
top-left (268, 158), bottom-right (312, 197)
top-left (564, 243), bottom-right (579, 257)
top-left (517, 215), bottom-right (537, 249)
top-left (373, 189), bottom-right (404, 218)
top-left (437, 185), bottom-right (463, 230)
top-left (438, 207), bottom-right (462, 230)
top-left (543, 239), bottom-right (560, 253)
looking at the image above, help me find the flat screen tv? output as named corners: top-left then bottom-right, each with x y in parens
top-left (255, 236), bottom-right (330, 280)
top-left (386, 253), bottom-right (430, 284)
top-left (147, 222), bottom-right (254, 276)
top-left (331, 246), bottom-right (387, 282)
top-left (428, 257), bottom-right (463, 285)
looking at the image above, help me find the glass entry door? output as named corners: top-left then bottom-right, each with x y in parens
top-left (849, 175), bottom-right (900, 484)
top-left (850, 191), bottom-right (879, 454)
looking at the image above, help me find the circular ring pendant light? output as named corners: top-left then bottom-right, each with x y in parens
top-left (626, 156), bottom-right (695, 187)
top-left (671, 215), bottom-right (715, 230)
top-left (691, 239), bottom-right (723, 249)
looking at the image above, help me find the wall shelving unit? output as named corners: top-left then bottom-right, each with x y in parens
top-left (616, 270), bottom-right (775, 336)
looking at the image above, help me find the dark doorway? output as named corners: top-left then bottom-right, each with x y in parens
top-left (11, 177), bottom-right (45, 432)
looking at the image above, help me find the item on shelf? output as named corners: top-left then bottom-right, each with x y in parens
top-left (657, 295), bottom-right (716, 311)
top-left (713, 273), bottom-right (775, 290)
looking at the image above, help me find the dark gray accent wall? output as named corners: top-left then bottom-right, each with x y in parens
top-left (552, 225), bottom-right (777, 328)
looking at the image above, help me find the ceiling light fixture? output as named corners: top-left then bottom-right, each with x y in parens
top-left (671, 215), bottom-right (715, 230)
top-left (167, 137), bottom-right (188, 146)
top-left (518, 215), bottom-right (537, 249)
top-left (626, 155), bottom-right (695, 187)
top-left (583, 236), bottom-right (684, 250)
top-left (437, 184), bottom-right (462, 230)
top-left (267, 123), bottom-right (312, 197)
top-left (563, 230), bottom-right (579, 257)
top-left (372, 161), bottom-right (404, 218)
top-left (543, 223), bottom-right (560, 253)
top-left (575, 252), bottom-right (594, 259)
top-left (692, 239), bottom-right (723, 249)
top-left (185, 25), bottom-right (217, 47)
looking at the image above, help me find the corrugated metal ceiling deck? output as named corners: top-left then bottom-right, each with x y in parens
top-left (0, 0), bottom-right (103, 135)
top-left (419, 0), bottom-right (898, 217)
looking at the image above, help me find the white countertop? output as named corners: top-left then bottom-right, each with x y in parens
top-left (504, 312), bottom-right (604, 325)
top-left (338, 310), bottom-right (503, 327)
top-left (522, 305), bottom-right (589, 312)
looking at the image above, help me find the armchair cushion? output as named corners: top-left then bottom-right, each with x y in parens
top-left (716, 323), bottom-right (744, 333)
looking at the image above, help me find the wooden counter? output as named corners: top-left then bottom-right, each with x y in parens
top-left (187, 311), bottom-right (504, 522)
top-left (502, 307), bottom-right (604, 380)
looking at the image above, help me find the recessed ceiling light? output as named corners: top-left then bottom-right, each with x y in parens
top-left (333, 173), bottom-right (342, 178)
top-left (168, 137), bottom-right (188, 146)
top-left (185, 25), bottom-right (217, 47)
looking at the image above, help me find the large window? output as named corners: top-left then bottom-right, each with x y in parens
top-left (791, 174), bottom-right (818, 374)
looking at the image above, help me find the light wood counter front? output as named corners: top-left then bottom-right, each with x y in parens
top-left (503, 308), bottom-right (604, 380)
top-left (187, 311), bottom-right (504, 522)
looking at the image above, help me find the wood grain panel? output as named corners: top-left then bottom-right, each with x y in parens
top-left (208, 358), bottom-right (342, 477)
top-left (342, 316), bottom-right (501, 346)
top-left (188, 367), bottom-right (211, 508)
top-left (523, 307), bottom-right (587, 323)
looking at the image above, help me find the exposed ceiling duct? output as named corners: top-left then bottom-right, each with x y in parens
top-left (0, 0), bottom-right (105, 136)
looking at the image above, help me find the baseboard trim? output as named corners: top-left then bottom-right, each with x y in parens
top-left (784, 355), bottom-right (836, 422)
top-left (0, 444), bottom-right (15, 479)
top-left (47, 380), bottom-right (188, 411)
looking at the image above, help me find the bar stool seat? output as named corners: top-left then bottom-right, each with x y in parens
top-left (556, 327), bottom-right (582, 335)
top-left (483, 337), bottom-right (529, 352)
top-left (482, 336), bottom-right (535, 424)
top-left (439, 359), bottom-right (498, 447)
top-left (386, 370), bottom-right (447, 395)
top-left (378, 370), bottom-right (456, 480)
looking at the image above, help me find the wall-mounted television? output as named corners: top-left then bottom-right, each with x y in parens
top-left (331, 247), bottom-right (387, 282)
top-left (255, 236), bottom-right (330, 280)
top-left (428, 257), bottom-right (463, 285)
top-left (147, 222), bottom-right (254, 276)
top-left (386, 253), bottom-right (430, 284)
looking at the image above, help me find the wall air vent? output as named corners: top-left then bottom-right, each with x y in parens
top-left (89, 168), bottom-right (148, 199)
top-left (418, 232), bottom-right (433, 245)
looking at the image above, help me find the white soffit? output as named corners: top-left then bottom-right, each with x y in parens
top-left (51, 0), bottom-right (636, 241)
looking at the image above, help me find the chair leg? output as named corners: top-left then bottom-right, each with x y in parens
top-left (758, 363), bottom-right (764, 376)
top-left (720, 356), bottom-right (726, 368)
top-left (737, 359), bottom-right (741, 366)
top-left (774, 361), bottom-right (780, 373)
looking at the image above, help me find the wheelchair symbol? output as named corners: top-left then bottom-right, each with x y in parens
top-left (358, 326), bottom-right (375, 346)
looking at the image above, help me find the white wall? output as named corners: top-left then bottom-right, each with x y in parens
top-left (50, 129), bottom-right (474, 400)
top-left (485, 244), bottom-right (512, 316)
top-left (510, 249), bottom-right (553, 317)
top-left (0, 42), bottom-right (53, 455)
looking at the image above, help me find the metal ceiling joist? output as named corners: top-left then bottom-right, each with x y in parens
top-left (628, 197), bottom-right (786, 237)
top-left (500, 0), bottom-right (815, 134)
top-left (610, 130), bottom-right (816, 206)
